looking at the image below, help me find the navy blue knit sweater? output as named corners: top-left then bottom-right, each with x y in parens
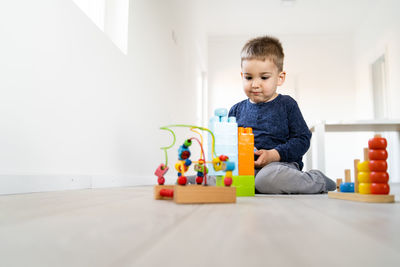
top-left (229, 94), bottom-right (311, 170)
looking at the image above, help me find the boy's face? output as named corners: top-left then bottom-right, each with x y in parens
top-left (241, 59), bottom-right (286, 103)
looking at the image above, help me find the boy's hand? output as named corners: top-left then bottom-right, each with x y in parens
top-left (254, 149), bottom-right (281, 168)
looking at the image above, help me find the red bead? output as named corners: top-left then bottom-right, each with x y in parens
top-left (368, 137), bottom-right (387, 149)
top-left (371, 183), bottom-right (390, 195)
top-left (181, 150), bottom-right (190, 159)
top-left (369, 160), bottom-right (387, 172)
top-left (177, 176), bottom-right (187, 185)
top-left (370, 172), bottom-right (389, 183)
top-left (196, 176), bottom-right (203, 184)
top-left (158, 177), bottom-right (165, 185)
top-left (219, 155), bottom-right (229, 162)
top-left (224, 177), bottom-right (233, 187)
top-left (368, 149), bottom-right (388, 160)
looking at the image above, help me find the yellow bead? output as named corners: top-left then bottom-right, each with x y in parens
top-left (225, 171), bottom-right (232, 178)
top-left (175, 161), bottom-right (187, 173)
top-left (212, 157), bottom-right (223, 171)
top-left (357, 171), bottom-right (370, 183)
top-left (357, 161), bottom-right (370, 172)
top-left (175, 162), bottom-right (181, 172)
top-left (359, 183), bottom-right (371, 194)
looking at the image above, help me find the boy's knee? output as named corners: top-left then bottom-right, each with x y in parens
top-left (255, 163), bottom-right (284, 193)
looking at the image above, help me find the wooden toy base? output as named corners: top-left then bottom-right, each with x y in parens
top-left (154, 185), bottom-right (236, 204)
top-left (328, 191), bottom-right (395, 203)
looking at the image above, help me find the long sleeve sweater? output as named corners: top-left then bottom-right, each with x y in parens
top-left (228, 94), bottom-right (311, 170)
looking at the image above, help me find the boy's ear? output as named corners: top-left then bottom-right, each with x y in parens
top-left (277, 71), bottom-right (286, 86)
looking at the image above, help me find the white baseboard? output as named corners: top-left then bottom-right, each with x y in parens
top-left (0, 174), bottom-right (161, 195)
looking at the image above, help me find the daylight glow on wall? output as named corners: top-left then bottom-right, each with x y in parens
top-left (72, 0), bottom-right (129, 54)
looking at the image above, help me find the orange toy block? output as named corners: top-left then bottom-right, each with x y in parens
top-left (238, 127), bottom-right (254, 176)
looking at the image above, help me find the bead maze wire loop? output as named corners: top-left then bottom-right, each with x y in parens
top-left (159, 126), bottom-right (176, 167)
top-left (159, 124), bottom-right (218, 167)
top-left (190, 128), bottom-right (204, 159)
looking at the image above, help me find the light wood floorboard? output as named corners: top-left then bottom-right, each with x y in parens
top-left (1, 186), bottom-right (400, 267)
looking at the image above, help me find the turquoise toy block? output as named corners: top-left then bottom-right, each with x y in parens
top-left (208, 108), bottom-right (238, 176)
top-left (214, 108), bottom-right (228, 117)
top-left (216, 175), bottom-right (255, 196)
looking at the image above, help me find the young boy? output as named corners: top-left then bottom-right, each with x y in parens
top-left (229, 35), bottom-right (336, 194)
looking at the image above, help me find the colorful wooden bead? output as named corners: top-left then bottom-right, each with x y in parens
top-left (184, 139), bottom-right (192, 147)
top-left (177, 176), bottom-right (187, 185)
top-left (219, 155), bottom-right (229, 162)
top-left (339, 182), bottom-right (354, 193)
top-left (224, 161), bottom-right (235, 171)
top-left (359, 183), bottom-right (371, 194)
top-left (357, 172), bottom-right (370, 183)
top-left (357, 161), bottom-right (370, 172)
top-left (175, 162), bottom-right (188, 173)
top-left (368, 137), bottom-right (387, 149)
top-left (370, 172), bottom-right (389, 183)
top-left (154, 163), bottom-right (169, 177)
top-left (369, 160), bottom-right (387, 172)
top-left (224, 177), bottom-right (233, 187)
top-left (196, 176), bottom-right (203, 184)
top-left (157, 177), bottom-right (165, 185)
top-left (212, 157), bottom-right (223, 171)
top-left (368, 149), bottom-right (388, 160)
top-left (371, 183), bottom-right (390, 195)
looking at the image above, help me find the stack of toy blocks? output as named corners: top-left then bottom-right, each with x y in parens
top-left (234, 127), bottom-right (255, 196)
top-left (211, 108), bottom-right (255, 196)
top-left (208, 108), bottom-right (238, 176)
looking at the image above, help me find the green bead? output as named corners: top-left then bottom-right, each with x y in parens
top-left (184, 139), bottom-right (192, 147)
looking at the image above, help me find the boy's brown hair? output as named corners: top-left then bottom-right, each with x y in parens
top-left (241, 36), bottom-right (284, 71)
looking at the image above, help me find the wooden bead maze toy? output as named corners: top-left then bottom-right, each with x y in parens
top-left (328, 134), bottom-right (395, 203)
top-left (154, 125), bottom-right (236, 204)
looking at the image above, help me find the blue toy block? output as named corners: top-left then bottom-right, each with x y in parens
top-left (208, 108), bottom-right (238, 176)
top-left (340, 182), bottom-right (355, 193)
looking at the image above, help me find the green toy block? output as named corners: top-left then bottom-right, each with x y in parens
top-left (216, 175), bottom-right (255, 196)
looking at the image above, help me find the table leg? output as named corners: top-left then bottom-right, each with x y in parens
top-left (314, 122), bottom-right (326, 173)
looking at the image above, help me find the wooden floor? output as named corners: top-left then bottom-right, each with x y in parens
top-left (1, 186), bottom-right (400, 267)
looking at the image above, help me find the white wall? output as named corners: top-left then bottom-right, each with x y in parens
top-left (353, 0), bottom-right (400, 182)
top-left (0, 0), bottom-right (207, 194)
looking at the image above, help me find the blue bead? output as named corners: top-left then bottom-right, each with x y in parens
top-left (185, 159), bottom-right (192, 166)
top-left (197, 171), bottom-right (204, 177)
top-left (340, 182), bottom-right (355, 193)
top-left (224, 161), bottom-right (235, 171)
top-left (178, 145), bottom-right (191, 160)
